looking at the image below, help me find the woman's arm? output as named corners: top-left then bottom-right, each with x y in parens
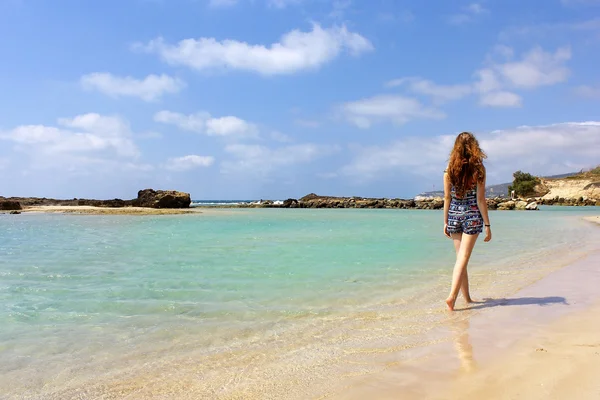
top-left (476, 167), bottom-right (492, 242)
top-left (443, 172), bottom-right (451, 238)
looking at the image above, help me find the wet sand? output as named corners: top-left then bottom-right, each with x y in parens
top-left (16, 205), bottom-right (202, 215)
top-left (336, 215), bottom-right (600, 399)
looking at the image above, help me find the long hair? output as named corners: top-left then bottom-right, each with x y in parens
top-left (447, 132), bottom-right (487, 198)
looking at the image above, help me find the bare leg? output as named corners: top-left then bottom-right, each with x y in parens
top-left (446, 233), bottom-right (480, 311)
top-left (451, 233), bottom-right (473, 303)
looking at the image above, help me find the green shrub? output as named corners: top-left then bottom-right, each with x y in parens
top-left (508, 170), bottom-right (540, 197)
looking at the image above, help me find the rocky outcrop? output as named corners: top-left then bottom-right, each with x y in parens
top-left (526, 202), bottom-right (539, 210)
top-left (497, 201), bottom-right (516, 210)
top-left (540, 176), bottom-right (600, 201)
top-left (515, 201), bottom-right (528, 210)
top-left (1, 188), bottom-right (191, 209)
top-left (0, 200), bottom-right (22, 211)
top-left (133, 189), bottom-right (191, 209)
top-left (283, 198), bottom-right (299, 208)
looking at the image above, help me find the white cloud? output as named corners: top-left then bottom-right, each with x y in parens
top-left (448, 2), bottom-right (489, 25)
top-left (270, 131), bottom-right (294, 142)
top-left (340, 122), bottom-right (600, 183)
top-left (574, 85), bottom-right (600, 99)
top-left (267, 0), bottom-right (302, 8)
top-left (0, 114), bottom-right (151, 175)
top-left (495, 47), bottom-right (571, 89)
top-left (0, 158), bottom-right (9, 170)
top-left (136, 23), bottom-right (373, 76)
top-left (473, 68), bottom-right (502, 93)
top-left (165, 155), bottom-right (215, 171)
top-left (341, 136), bottom-right (454, 180)
top-left (209, 0), bottom-right (238, 7)
top-left (294, 119), bottom-right (320, 128)
top-left (80, 73), bottom-right (185, 101)
top-left (470, 46), bottom-right (570, 107)
top-left (466, 3), bottom-right (487, 13)
top-left (154, 110), bottom-right (258, 137)
top-left (221, 143), bottom-right (338, 175)
top-left (1, 114), bottom-right (139, 158)
top-left (479, 91), bottom-right (522, 107)
top-left (383, 46), bottom-right (569, 110)
top-left (339, 95), bottom-right (445, 128)
top-left (386, 77), bottom-right (472, 104)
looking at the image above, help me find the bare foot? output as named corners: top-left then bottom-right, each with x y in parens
top-left (445, 297), bottom-right (455, 311)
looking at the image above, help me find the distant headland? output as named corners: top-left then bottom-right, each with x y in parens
top-left (1, 168), bottom-right (598, 214)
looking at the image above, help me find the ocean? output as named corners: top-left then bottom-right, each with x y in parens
top-left (1, 207), bottom-right (599, 399)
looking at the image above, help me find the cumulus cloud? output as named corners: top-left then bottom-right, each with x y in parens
top-left (135, 23), bottom-right (373, 75)
top-left (1, 113), bottom-right (139, 158)
top-left (154, 110), bottom-right (258, 137)
top-left (165, 155), bottom-right (215, 171)
top-left (81, 73), bottom-right (185, 101)
top-left (339, 95), bottom-right (445, 128)
top-left (386, 77), bottom-right (473, 104)
top-left (386, 46), bottom-right (570, 109)
top-left (479, 91), bottom-right (522, 107)
top-left (340, 121), bottom-right (600, 183)
top-left (472, 46), bottom-right (570, 106)
top-left (493, 47), bottom-right (571, 89)
top-left (448, 2), bottom-right (489, 25)
top-left (0, 114), bottom-right (153, 175)
top-left (221, 143), bottom-right (338, 175)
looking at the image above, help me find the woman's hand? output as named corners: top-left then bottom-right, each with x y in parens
top-left (444, 223), bottom-right (451, 239)
top-left (484, 226), bottom-right (492, 242)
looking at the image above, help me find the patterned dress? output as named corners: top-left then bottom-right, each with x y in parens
top-left (446, 185), bottom-right (484, 235)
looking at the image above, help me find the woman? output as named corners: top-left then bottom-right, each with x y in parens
top-left (443, 132), bottom-right (492, 311)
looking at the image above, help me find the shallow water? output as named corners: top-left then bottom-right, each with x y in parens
top-left (1, 207), bottom-right (599, 399)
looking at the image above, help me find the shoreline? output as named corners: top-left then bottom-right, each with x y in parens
top-left (2, 203), bottom-right (599, 216)
top-left (11, 205), bottom-right (203, 215)
top-left (335, 215), bottom-right (600, 399)
top-left (1, 213), bottom-right (599, 399)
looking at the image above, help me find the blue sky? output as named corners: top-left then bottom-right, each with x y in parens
top-left (1, 0), bottom-right (599, 200)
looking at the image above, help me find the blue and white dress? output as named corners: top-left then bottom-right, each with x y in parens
top-left (446, 184), bottom-right (484, 235)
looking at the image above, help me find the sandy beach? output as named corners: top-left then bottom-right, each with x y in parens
top-left (336, 214), bottom-right (600, 400)
top-left (13, 205), bottom-right (203, 215)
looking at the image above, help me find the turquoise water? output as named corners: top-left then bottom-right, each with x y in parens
top-left (1, 207), bottom-right (599, 399)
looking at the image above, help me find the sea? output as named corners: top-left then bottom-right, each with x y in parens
top-left (1, 206), bottom-right (599, 399)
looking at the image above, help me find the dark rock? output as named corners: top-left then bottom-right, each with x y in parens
top-left (10, 210), bottom-right (21, 214)
top-left (0, 200), bottom-right (22, 211)
top-left (283, 198), bottom-right (299, 208)
top-left (133, 189), bottom-right (191, 209)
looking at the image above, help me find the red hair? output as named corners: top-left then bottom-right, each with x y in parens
top-left (447, 132), bottom-right (487, 198)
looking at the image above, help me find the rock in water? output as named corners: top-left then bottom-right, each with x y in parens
top-left (525, 202), bottom-right (539, 210)
top-left (0, 200), bottom-right (22, 211)
top-left (497, 200), bottom-right (516, 210)
top-left (283, 198), bottom-right (299, 208)
top-left (134, 189), bottom-right (191, 208)
top-left (515, 201), bottom-right (528, 210)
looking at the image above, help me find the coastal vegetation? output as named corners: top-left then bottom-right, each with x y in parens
top-left (508, 170), bottom-right (541, 197)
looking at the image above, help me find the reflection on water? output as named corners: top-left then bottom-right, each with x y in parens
top-left (451, 317), bottom-right (477, 373)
